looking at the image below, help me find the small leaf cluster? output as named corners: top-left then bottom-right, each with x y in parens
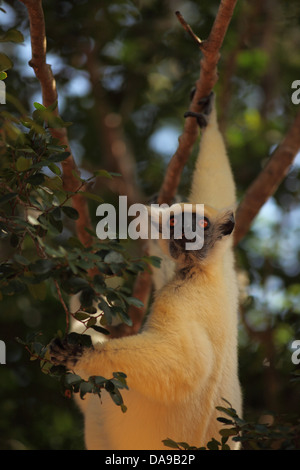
top-left (163, 398), bottom-right (300, 450)
top-left (0, 18), bottom-right (24, 73)
top-left (64, 368), bottom-right (128, 413)
top-left (16, 332), bottom-right (128, 413)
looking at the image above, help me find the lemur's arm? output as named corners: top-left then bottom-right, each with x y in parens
top-left (50, 322), bottom-right (213, 404)
top-left (188, 94), bottom-right (236, 210)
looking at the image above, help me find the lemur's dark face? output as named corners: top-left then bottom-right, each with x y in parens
top-left (154, 204), bottom-right (235, 263)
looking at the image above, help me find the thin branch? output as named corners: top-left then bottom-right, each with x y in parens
top-left (54, 279), bottom-right (70, 334)
top-left (19, 0), bottom-right (92, 247)
top-left (157, 0), bottom-right (238, 205)
top-left (106, 269), bottom-right (153, 338)
top-left (234, 109), bottom-right (300, 245)
top-left (175, 11), bottom-right (203, 47)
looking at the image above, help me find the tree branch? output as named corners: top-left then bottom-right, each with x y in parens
top-left (157, 0), bottom-right (238, 205)
top-left (19, 0), bottom-right (92, 247)
top-left (234, 109), bottom-right (300, 245)
top-left (106, 269), bottom-right (153, 339)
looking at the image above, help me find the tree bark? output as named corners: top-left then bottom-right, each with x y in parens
top-left (157, 0), bottom-right (238, 206)
top-left (234, 110), bottom-right (300, 245)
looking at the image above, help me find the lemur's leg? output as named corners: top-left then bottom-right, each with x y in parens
top-left (187, 92), bottom-right (236, 210)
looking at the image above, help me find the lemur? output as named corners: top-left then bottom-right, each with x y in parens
top-left (50, 93), bottom-right (242, 450)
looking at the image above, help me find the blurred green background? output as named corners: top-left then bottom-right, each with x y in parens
top-left (0, 0), bottom-right (300, 449)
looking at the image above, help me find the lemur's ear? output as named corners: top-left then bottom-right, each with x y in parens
top-left (220, 212), bottom-right (235, 237)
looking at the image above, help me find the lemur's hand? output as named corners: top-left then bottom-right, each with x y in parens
top-left (49, 337), bottom-right (86, 369)
top-left (184, 91), bottom-right (214, 128)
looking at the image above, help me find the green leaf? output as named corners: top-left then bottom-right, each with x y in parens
top-left (48, 151), bottom-right (70, 163)
top-left (219, 428), bottom-right (238, 438)
top-left (111, 306), bottom-right (133, 326)
top-left (125, 297), bottom-right (144, 308)
top-left (0, 192), bottom-right (18, 205)
top-left (48, 214), bottom-right (63, 234)
top-left (82, 306), bottom-right (97, 314)
top-left (46, 101), bottom-right (58, 112)
top-left (10, 233), bottom-right (19, 247)
top-left (104, 251), bottom-right (124, 264)
top-left (65, 373), bottom-right (82, 386)
top-left (14, 254), bottom-right (30, 265)
top-left (78, 191), bottom-right (104, 203)
top-left (25, 173), bottom-right (45, 186)
top-left (62, 277), bottom-right (90, 294)
top-left (33, 102), bottom-right (46, 110)
top-left (108, 387), bottom-right (124, 406)
top-left (62, 206), bottom-right (79, 220)
top-left (207, 438), bottom-right (221, 450)
top-left (112, 371), bottom-right (128, 389)
top-left (79, 381), bottom-right (93, 399)
top-left (120, 404), bottom-right (127, 413)
top-left (0, 28), bottom-right (24, 43)
top-left (16, 156), bottom-right (32, 171)
top-left (51, 207), bottom-right (61, 221)
top-left (43, 175), bottom-right (63, 191)
top-left (145, 255), bottom-right (161, 268)
top-left (217, 417), bottom-right (235, 425)
top-left (162, 439), bottom-right (181, 449)
top-left (90, 325), bottom-right (110, 335)
top-left (0, 52), bottom-right (13, 72)
top-left (74, 311), bottom-right (90, 321)
top-left (93, 376), bottom-right (107, 386)
top-left (86, 317), bottom-right (96, 328)
top-left (48, 162), bottom-right (61, 175)
top-left (79, 287), bottom-right (95, 307)
top-left (216, 406), bottom-right (237, 418)
top-left (98, 298), bottom-right (112, 324)
top-left (94, 169), bottom-right (114, 179)
top-left (29, 259), bottom-right (54, 275)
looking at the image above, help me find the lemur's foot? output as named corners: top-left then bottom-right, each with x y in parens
top-left (184, 91), bottom-right (214, 128)
top-left (198, 91), bottom-right (214, 115)
top-left (49, 337), bottom-right (86, 368)
top-left (184, 110), bottom-right (208, 128)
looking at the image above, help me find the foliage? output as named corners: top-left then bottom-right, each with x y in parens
top-left (164, 399), bottom-right (300, 450)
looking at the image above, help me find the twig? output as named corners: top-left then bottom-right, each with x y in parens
top-left (157, 0), bottom-right (238, 205)
top-left (234, 109), bottom-right (300, 245)
top-left (54, 279), bottom-right (70, 333)
top-left (175, 11), bottom-right (203, 47)
top-left (107, 269), bottom-right (153, 338)
top-left (19, 0), bottom-right (92, 247)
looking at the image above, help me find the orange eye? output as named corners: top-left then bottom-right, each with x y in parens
top-left (198, 218), bottom-right (209, 229)
top-left (169, 216), bottom-right (177, 227)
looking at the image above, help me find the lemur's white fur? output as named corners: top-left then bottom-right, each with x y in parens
top-left (53, 97), bottom-right (242, 450)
